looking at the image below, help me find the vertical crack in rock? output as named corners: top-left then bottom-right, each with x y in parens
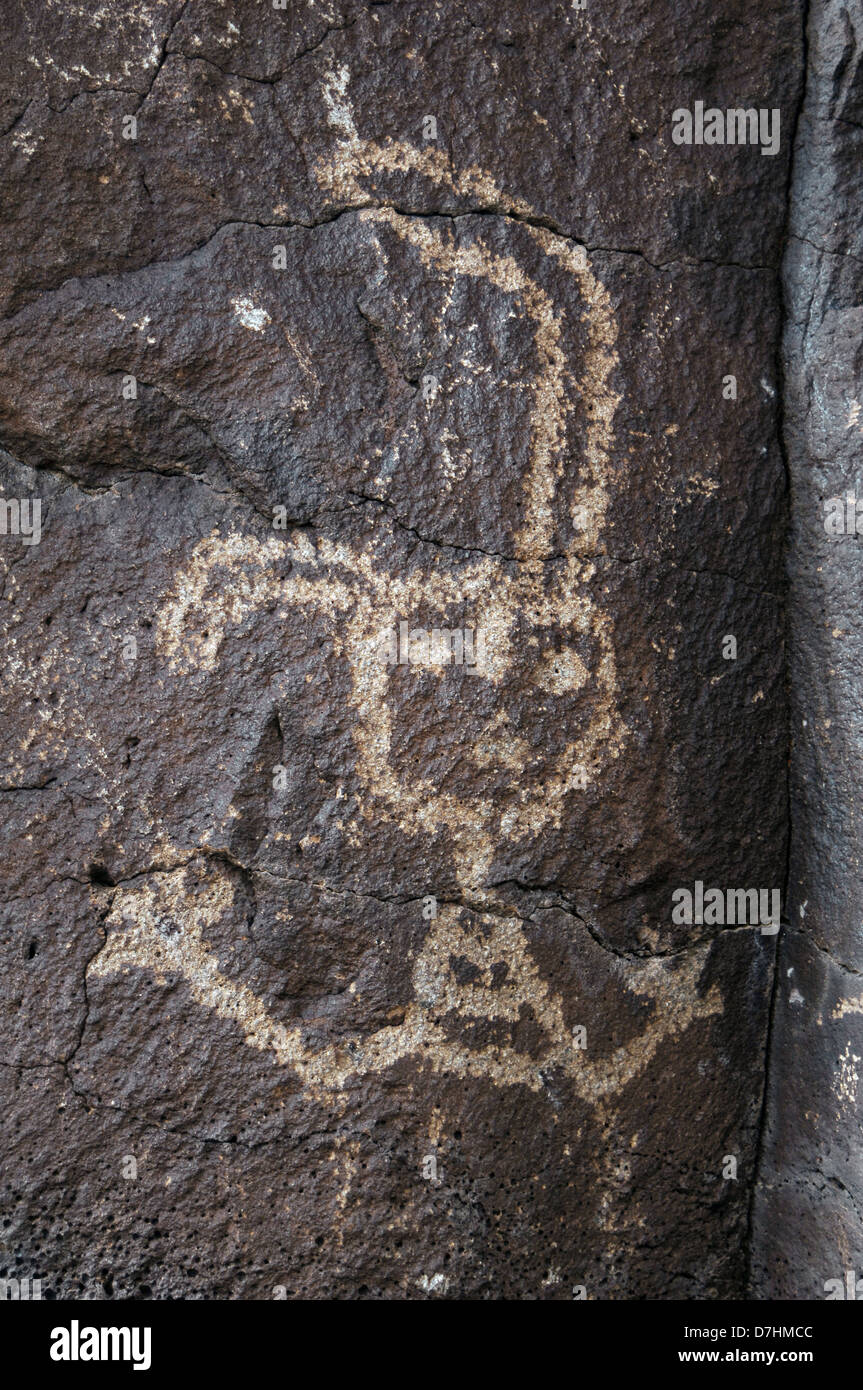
top-left (751, 0), bottom-right (863, 1298)
top-left (745, 0), bottom-right (811, 1297)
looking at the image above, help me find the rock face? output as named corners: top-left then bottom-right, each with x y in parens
top-left (750, 0), bottom-right (863, 1301)
top-left (0, 0), bottom-right (799, 1298)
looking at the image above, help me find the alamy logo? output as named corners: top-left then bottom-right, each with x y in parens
top-left (823, 493), bottom-right (863, 535)
top-left (0, 1277), bottom-right (41, 1300)
top-left (377, 622), bottom-right (486, 670)
top-left (0, 497), bottom-right (41, 545)
top-left (672, 881), bottom-right (781, 932)
top-left (672, 103), bottom-right (780, 156)
top-left (50, 1321), bottom-right (151, 1371)
top-left (824, 1270), bottom-right (863, 1299)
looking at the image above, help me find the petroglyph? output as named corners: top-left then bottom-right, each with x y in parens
top-left (367, 208), bottom-right (619, 558)
top-left (155, 526), bottom-right (625, 896)
top-left (316, 66), bottom-right (621, 557)
top-left (834, 994), bottom-right (863, 1021)
top-left (0, 0), bottom-right (797, 1301)
top-left (89, 862), bottom-right (723, 1102)
top-left (150, 76), bottom-right (626, 896)
top-left (82, 75), bottom-right (699, 1112)
top-left (318, 64), bottom-right (535, 220)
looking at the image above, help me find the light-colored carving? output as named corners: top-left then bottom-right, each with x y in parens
top-left (75, 71), bottom-right (720, 1111)
top-left (156, 528), bottom-right (623, 891)
top-left (154, 77), bottom-right (626, 896)
top-left (90, 863), bottom-right (722, 1102)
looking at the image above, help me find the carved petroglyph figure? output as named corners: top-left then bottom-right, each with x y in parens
top-left (91, 861), bottom-right (723, 1103)
top-left (86, 71), bottom-right (721, 1106)
top-left (154, 526), bottom-right (623, 892)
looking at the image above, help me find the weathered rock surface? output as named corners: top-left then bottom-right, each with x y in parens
top-left (751, 0), bottom-right (863, 1301)
top-left (0, 0), bottom-right (798, 1298)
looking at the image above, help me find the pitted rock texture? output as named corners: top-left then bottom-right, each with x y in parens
top-left (751, 0), bottom-right (863, 1301)
top-left (0, 0), bottom-right (798, 1299)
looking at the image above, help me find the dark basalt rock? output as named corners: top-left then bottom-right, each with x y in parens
top-left (750, 0), bottom-right (863, 1301)
top-left (0, 0), bottom-right (809, 1299)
